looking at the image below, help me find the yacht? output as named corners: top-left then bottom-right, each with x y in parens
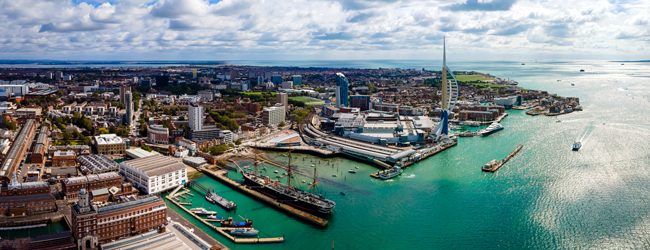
top-left (274, 170), bottom-right (278, 173)
top-left (190, 207), bottom-right (217, 215)
top-left (229, 228), bottom-right (259, 236)
top-left (479, 122), bottom-right (504, 137)
top-left (572, 141), bottom-right (582, 151)
top-left (349, 169), bottom-right (357, 173)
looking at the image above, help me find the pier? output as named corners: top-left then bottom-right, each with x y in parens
top-left (165, 193), bottom-right (285, 244)
top-left (187, 179), bottom-right (237, 210)
top-left (482, 144), bottom-right (523, 172)
top-left (200, 166), bottom-right (329, 228)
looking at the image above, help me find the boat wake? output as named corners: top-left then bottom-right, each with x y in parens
top-left (404, 174), bottom-right (416, 179)
top-left (577, 123), bottom-right (596, 148)
top-left (384, 179), bottom-right (394, 182)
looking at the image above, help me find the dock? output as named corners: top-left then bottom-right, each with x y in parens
top-left (165, 195), bottom-right (284, 244)
top-left (482, 144), bottom-right (523, 172)
top-left (200, 166), bottom-right (329, 228)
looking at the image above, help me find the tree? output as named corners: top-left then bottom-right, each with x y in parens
top-left (141, 145), bottom-right (152, 152)
top-left (235, 139), bottom-right (242, 145)
top-left (98, 128), bottom-right (109, 134)
top-left (2, 116), bottom-right (17, 131)
top-left (279, 121), bottom-right (286, 127)
top-left (178, 116), bottom-right (185, 121)
top-left (228, 143), bottom-right (235, 148)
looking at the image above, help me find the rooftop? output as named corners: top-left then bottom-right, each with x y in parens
top-left (121, 155), bottom-right (187, 177)
top-left (94, 134), bottom-right (123, 145)
top-left (126, 148), bottom-right (160, 159)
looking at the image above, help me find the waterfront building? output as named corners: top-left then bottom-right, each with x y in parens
top-left (0, 119), bottom-right (35, 184)
top-left (271, 75), bottom-right (282, 86)
top-left (147, 124), bottom-right (169, 144)
top-left (124, 91), bottom-right (133, 126)
top-left (119, 155), bottom-right (188, 194)
top-left (262, 106), bottom-right (285, 126)
top-left (94, 134), bottom-right (126, 155)
top-left (77, 154), bottom-right (120, 174)
top-left (335, 73), bottom-right (349, 108)
top-left (350, 95), bottom-right (371, 111)
top-left (72, 190), bottom-right (167, 246)
top-left (62, 172), bottom-right (123, 199)
top-left (188, 102), bottom-right (202, 132)
top-left (293, 75), bottom-right (303, 85)
top-left (493, 95), bottom-right (523, 108)
top-left (52, 150), bottom-right (77, 167)
top-left (276, 92), bottom-right (288, 107)
top-left (221, 130), bottom-right (233, 144)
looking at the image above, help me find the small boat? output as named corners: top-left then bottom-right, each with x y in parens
top-left (190, 207), bottom-right (217, 215)
top-left (580, 69), bottom-right (585, 72)
top-left (572, 141), bottom-right (582, 151)
top-left (207, 215), bottom-right (223, 220)
top-left (521, 63), bottom-right (525, 65)
top-left (229, 228), bottom-right (259, 237)
top-left (276, 175), bottom-right (282, 178)
top-left (221, 217), bottom-right (253, 228)
top-left (571, 83), bottom-right (575, 86)
top-left (283, 172), bottom-right (287, 175)
top-left (355, 166), bottom-right (359, 169)
top-left (340, 192), bottom-right (346, 195)
top-left (308, 182), bottom-right (312, 185)
top-left (311, 164), bottom-right (315, 167)
top-left (621, 63), bottom-right (624, 65)
top-left (263, 167), bottom-right (267, 170)
top-left (557, 80), bottom-right (561, 81)
top-left (291, 175), bottom-right (295, 178)
top-left (332, 174), bottom-right (338, 177)
top-left (302, 180), bottom-right (306, 183)
top-left (274, 170), bottom-right (278, 173)
top-left (556, 120), bottom-right (561, 123)
top-left (282, 154), bottom-right (287, 157)
top-left (349, 169), bottom-right (356, 173)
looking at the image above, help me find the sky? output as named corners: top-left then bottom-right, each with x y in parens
top-left (0, 0), bottom-right (649, 61)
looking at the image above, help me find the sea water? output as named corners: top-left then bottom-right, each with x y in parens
top-left (166, 60), bottom-right (650, 249)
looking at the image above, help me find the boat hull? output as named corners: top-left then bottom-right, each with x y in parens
top-left (243, 175), bottom-right (335, 214)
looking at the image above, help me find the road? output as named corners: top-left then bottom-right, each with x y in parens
top-left (130, 99), bottom-right (143, 137)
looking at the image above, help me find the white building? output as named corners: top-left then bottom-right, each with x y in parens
top-left (0, 84), bottom-right (29, 96)
top-left (262, 106), bottom-right (285, 126)
top-left (220, 130), bottom-right (233, 144)
top-left (282, 81), bottom-right (293, 90)
top-left (188, 102), bottom-right (202, 131)
top-left (119, 155), bottom-right (188, 194)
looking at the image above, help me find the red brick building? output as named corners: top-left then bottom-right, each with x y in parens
top-left (246, 102), bottom-right (261, 113)
top-left (62, 172), bottom-right (123, 199)
top-left (0, 177), bottom-right (56, 216)
top-left (72, 191), bottom-right (167, 246)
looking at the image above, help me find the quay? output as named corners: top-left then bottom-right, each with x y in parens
top-left (482, 144), bottom-right (523, 172)
top-left (369, 140), bottom-right (458, 178)
top-left (199, 166), bottom-right (329, 228)
top-left (166, 191), bottom-right (285, 244)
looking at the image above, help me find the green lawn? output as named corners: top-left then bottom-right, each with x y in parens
top-left (454, 74), bottom-right (494, 82)
top-left (289, 96), bottom-right (325, 106)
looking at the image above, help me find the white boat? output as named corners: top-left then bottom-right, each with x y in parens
top-left (190, 207), bottom-right (217, 215)
top-left (378, 166), bottom-right (402, 180)
top-left (274, 170), bottom-right (278, 173)
top-left (572, 141), bottom-right (582, 151)
top-left (302, 180), bottom-right (306, 183)
top-left (478, 122), bottom-right (504, 137)
top-left (355, 166), bottom-right (359, 169)
top-left (349, 169), bottom-right (357, 173)
top-left (332, 174), bottom-right (338, 177)
top-left (229, 228), bottom-right (259, 237)
top-left (556, 120), bottom-right (561, 123)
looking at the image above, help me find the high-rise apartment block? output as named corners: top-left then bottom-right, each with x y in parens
top-left (188, 102), bottom-right (203, 131)
top-left (336, 73), bottom-right (349, 108)
top-left (262, 106), bottom-right (285, 126)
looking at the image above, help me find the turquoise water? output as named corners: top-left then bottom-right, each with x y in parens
top-left (166, 60), bottom-right (650, 249)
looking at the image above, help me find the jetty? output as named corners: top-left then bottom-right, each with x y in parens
top-left (165, 191), bottom-right (284, 244)
top-left (187, 179), bottom-right (237, 211)
top-left (482, 144), bottom-right (523, 172)
top-left (200, 166), bottom-right (329, 228)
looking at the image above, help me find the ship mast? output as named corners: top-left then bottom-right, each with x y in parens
top-left (254, 142), bottom-right (258, 177)
top-left (312, 167), bottom-right (316, 196)
top-left (287, 150), bottom-right (292, 189)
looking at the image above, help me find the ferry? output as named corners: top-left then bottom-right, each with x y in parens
top-left (479, 122), bottom-right (504, 137)
top-left (572, 141), bottom-right (582, 151)
top-left (190, 207), bottom-right (217, 215)
top-left (378, 166), bottom-right (403, 180)
top-left (229, 228), bottom-right (259, 236)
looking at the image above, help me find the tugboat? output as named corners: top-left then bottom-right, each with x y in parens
top-left (378, 166), bottom-right (403, 180)
top-left (221, 216), bottom-right (253, 228)
top-left (234, 151), bottom-right (336, 214)
top-left (572, 141), bottom-right (582, 151)
top-left (229, 228), bottom-right (259, 236)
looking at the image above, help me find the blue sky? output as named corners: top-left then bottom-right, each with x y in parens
top-left (0, 0), bottom-right (648, 61)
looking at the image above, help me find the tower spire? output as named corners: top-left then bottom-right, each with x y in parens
top-left (443, 36), bottom-right (446, 67)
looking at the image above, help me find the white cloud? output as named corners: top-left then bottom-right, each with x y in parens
top-left (0, 0), bottom-right (648, 60)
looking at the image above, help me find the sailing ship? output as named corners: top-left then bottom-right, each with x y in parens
top-left (236, 151), bottom-right (336, 214)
